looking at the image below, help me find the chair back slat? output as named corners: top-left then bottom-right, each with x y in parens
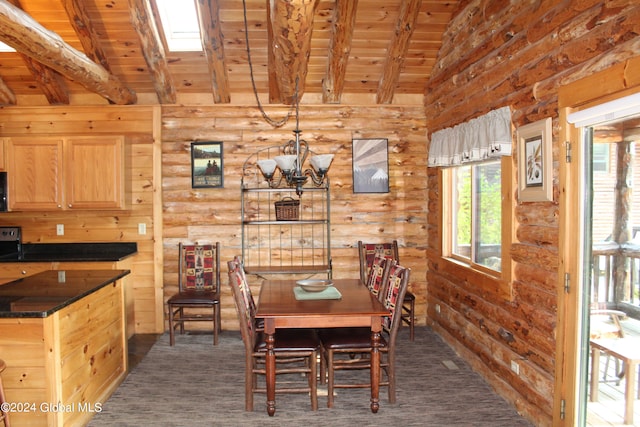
top-left (179, 243), bottom-right (220, 292)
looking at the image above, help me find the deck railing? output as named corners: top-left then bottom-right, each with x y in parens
top-left (592, 242), bottom-right (640, 315)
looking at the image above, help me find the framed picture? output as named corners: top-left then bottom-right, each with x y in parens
top-left (517, 118), bottom-right (552, 202)
top-left (352, 138), bottom-right (389, 193)
top-left (191, 141), bottom-right (223, 188)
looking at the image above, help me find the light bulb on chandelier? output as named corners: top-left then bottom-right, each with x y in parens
top-left (255, 77), bottom-right (334, 196)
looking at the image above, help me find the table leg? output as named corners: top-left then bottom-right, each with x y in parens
top-left (624, 361), bottom-right (635, 425)
top-left (590, 347), bottom-right (600, 402)
top-left (370, 328), bottom-right (381, 413)
top-left (265, 321), bottom-right (276, 416)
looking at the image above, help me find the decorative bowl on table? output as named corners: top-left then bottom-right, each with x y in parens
top-left (296, 279), bottom-right (333, 292)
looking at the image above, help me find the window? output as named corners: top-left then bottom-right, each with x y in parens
top-left (442, 156), bottom-right (511, 281)
top-left (592, 143), bottom-right (610, 173)
top-left (448, 160), bottom-right (503, 273)
top-left (155, 0), bottom-right (202, 52)
top-left (450, 160), bottom-right (502, 272)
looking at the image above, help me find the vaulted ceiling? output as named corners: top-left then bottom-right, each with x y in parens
top-left (0, 0), bottom-right (460, 106)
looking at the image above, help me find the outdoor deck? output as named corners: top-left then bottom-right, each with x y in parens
top-left (588, 316), bottom-right (640, 426)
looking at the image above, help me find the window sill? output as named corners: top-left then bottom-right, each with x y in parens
top-left (437, 256), bottom-right (512, 301)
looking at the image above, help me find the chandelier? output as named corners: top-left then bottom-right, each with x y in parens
top-left (255, 78), bottom-right (334, 196)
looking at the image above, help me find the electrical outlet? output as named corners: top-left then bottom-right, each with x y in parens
top-left (56, 224), bottom-right (64, 236)
top-left (138, 223), bottom-right (147, 235)
top-left (510, 360), bottom-right (520, 375)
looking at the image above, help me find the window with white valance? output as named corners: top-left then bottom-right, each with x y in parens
top-left (427, 106), bottom-right (513, 167)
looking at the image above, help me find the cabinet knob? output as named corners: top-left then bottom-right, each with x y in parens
top-left (68, 204), bottom-right (72, 208)
top-left (21, 270), bottom-right (26, 275)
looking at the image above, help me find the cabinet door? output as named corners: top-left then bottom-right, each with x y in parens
top-left (0, 138), bottom-right (7, 171)
top-left (65, 136), bottom-right (125, 209)
top-left (8, 137), bottom-right (64, 210)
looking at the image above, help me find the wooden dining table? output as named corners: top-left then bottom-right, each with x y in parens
top-left (256, 278), bottom-right (389, 416)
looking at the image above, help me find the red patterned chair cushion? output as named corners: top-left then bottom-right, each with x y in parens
top-left (183, 245), bottom-right (215, 291)
top-left (382, 263), bottom-right (407, 330)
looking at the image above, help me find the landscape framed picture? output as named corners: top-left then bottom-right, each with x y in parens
top-left (352, 138), bottom-right (389, 193)
top-left (191, 141), bottom-right (223, 188)
top-left (517, 118), bottom-right (552, 202)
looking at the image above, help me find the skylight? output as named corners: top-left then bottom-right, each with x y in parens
top-left (0, 42), bottom-right (15, 53)
top-left (155, 0), bottom-right (203, 52)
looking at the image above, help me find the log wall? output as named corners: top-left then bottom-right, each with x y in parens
top-left (161, 104), bottom-right (429, 331)
top-left (424, 1), bottom-right (640, 425)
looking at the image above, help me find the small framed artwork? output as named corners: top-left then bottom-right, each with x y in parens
top-left (191, 141), bottom-right (223, 188)
top-left (517, 118), bottom-right (552, 202)
top-left (352, 138), bottom-right (389, 193)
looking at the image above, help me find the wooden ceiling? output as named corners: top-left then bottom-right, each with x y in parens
top-left (0, 0), bottom-right (460, 106)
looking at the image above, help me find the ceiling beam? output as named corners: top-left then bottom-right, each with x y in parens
top-left (377, 0), bottom-right (422, 104)
top-left (23, 60), bottom-right (70, 104)
top-left (8, 0), bottom-right (69, 104)
top-left (61, 0), bottom-right (112, 72)
top-left (195, 0), bottom-right (230, 104)
top-left (0, 1), bottom-right (136, 104)
top-left (128, 0), bottom-right (176, 104)
top-left (323, 0), bottom-right (358, 104)
top-left (269, 0), bottom-right (319, 104)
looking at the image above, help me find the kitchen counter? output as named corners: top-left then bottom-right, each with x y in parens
top-left (15, 242), bottom-right (137, 262)
top-left (0, 269), bottom-right (130, 426)
top-left (0, 269), bottom-right (130, 317)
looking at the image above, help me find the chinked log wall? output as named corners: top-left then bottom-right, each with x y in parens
top-left (424, 1), bottom-right (640, 425)
top-left (161, 104), bottom-right (429, 330)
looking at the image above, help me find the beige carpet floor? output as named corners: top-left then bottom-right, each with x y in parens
top-left (88, 326), bottom-right (534, 427)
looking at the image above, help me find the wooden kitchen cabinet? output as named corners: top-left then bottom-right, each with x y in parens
top-left (8, 137), bottom-right (64, 210)
top-left (7, 136), bottom-right (125, 211)
top-left (0, 137), bottom-right (7, 171)
top-left (65, 136), bottom-right (125, 209)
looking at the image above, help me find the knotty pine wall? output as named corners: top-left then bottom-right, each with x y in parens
top-left (424, 1), bottom-right (640, 425)
top-left (161, 104), bottom-right (429, 331)
top-left (0, 105), bottom-right (162, 336)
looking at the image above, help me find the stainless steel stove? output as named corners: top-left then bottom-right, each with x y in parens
top-left (0, 226), bottom-right (21, 261)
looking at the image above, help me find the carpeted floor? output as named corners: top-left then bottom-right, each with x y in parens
top-left (88, 327), bottom-right (534, 427)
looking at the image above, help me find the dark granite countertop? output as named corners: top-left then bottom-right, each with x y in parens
top-left (0, 269), bottom-right (131, 318)
top-left (3, 242), bottom-right (137, 262)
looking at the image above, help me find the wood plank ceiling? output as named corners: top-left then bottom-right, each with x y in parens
top-left (0, 0), bottom-right (459, 106)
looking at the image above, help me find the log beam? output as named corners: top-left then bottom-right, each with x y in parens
top-left (23, 59), bottom-right (70, 104)
top-left (128, 0), bottom-right (176, 104)
top-left (195, 0), bottom-right (230, 104)
top-left (269, 0), bottom-right (319, 104)
top-left (0, 1), bottom-right (136, 104)
top-left (377, 0), bottom-right (422, 104)
top-left (61, 0), bottom-right (112, 72)
top-left (322, 0), bottom-right (358, 104)
top-left (7, 0), bottom-right (69, 104)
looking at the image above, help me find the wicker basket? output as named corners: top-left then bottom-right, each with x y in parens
top-left (274, 197), bottom-right (300, 221)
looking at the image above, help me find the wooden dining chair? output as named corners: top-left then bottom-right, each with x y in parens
top-left (358, 240), bottom-right (416, 340)
top-left (167, 242), bottom-right (221, 346)
top-left (319, 263), bottom-right (411, 408)
top-left (228, 262), bottom-right (320, 411)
